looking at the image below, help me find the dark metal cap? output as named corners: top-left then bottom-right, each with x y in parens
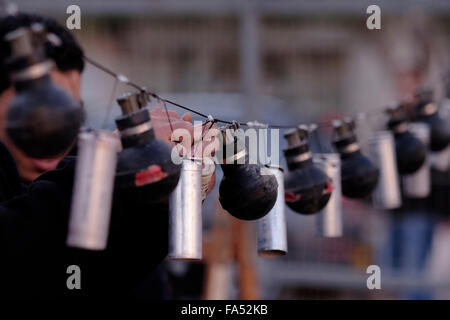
top-left (332, 118), bottom-right (355, 140)
top-left (284, 126), bottom-right (310, 148)
top-left (5, 27), bottom-right (34, 57)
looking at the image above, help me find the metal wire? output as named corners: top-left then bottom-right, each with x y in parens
top-left (83, 54), bottom-right (443, 131)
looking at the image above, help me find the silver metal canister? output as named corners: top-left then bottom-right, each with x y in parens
top-left (169, 158), bottom-right (203, 260)
top-left (402, 123), bottom-right (431, 198)
top-left (314, 154), bottom-right (343, 237)
top-left (67, 130), bottom-right (120, 250)
top-left (368, 131), bottom-right (402, 209)
top-left (257, 166), bottom-right (287, 257)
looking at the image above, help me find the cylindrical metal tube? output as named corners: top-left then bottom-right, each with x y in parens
top-left (169, 158), bottom-right (203, 260)
top-left (257, 166), bottom-right (287, 257)
top-left (402, 123), bottom-right (431, 198)
top-left (67, 130), bottom-right (119, 250)
top-left (368, 131), bottom-right (402, 209)
top-left (314, 154), bottom-right (343, 237)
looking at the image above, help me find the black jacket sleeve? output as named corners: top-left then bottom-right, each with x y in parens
top-left (0, 141), bottom-right (23, 202)
top-left (0, 156), bottom-right (169, 298)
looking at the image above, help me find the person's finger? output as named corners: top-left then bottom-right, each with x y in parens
top-left (155, 121), bottom-right (193, 143)
top-left (153, 123), bottom-right (194, 147)
top-left (181, 112), bottom-right (193, 123)
top-left (150, 106), bottom-right (182, 119)
top-left (150, 107), bottom-right (192, 124)
top-left (202, 121), bottom-right (219, 133)
top-left (149, 106), bottom-right (163, 116)
top-left (149, 107), bottom-right (199, 156)
top-left (151, 109), bottom-right (181, 120)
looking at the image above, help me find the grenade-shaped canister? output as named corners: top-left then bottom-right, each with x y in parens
top-left (413, 88), bottom-right (450, 152)
top-left (4, 26), bottom-right (83, 158)
top-left (333, 119), bottom-right (379, 198)
top-left (284, 127), bottom-right (332, 214)
top-left (402, 123), bottom-right (431, 198)
top-left (218, 122), bottom-right (278, 220)
top-left (114, 91), bottom-right (181, 203)
top-left (386, 105), bottom-right (426, 175)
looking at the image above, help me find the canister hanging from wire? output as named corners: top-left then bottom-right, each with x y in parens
top-left (332, 119), bottom-right (379, 199)
top-left (169, 157), bottom-right (203, 260)
top-left (283, 127), bottom-right (332, 214)
top-left (314, 153), bottom-right (343, 237)
top-left (67, 130), bottom-right (120, 250)
top-left (402, 123), bottom-right (431, 198)
top-left (114, 92), bottom-right (181, 204)
top-left (368, 131), bottom-right (402, 209)
top-left (257, 165), bottom-right (288, 257)
top-left (218, 122), bottom-right (278, 220)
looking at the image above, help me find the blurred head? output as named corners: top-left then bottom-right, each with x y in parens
top-left (0, 13), bottom-right (84, 183)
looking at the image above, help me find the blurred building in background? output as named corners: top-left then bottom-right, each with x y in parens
top-left (15, 0), bottom-right (450, 299)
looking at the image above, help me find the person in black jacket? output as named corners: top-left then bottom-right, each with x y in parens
top-left (0, 12), bottom-right (85, 185)
top-left (0, 13), bottom-right (216, 298)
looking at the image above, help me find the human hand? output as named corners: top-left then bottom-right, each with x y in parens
top-left (149, 106), bottom-right (220, 197)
